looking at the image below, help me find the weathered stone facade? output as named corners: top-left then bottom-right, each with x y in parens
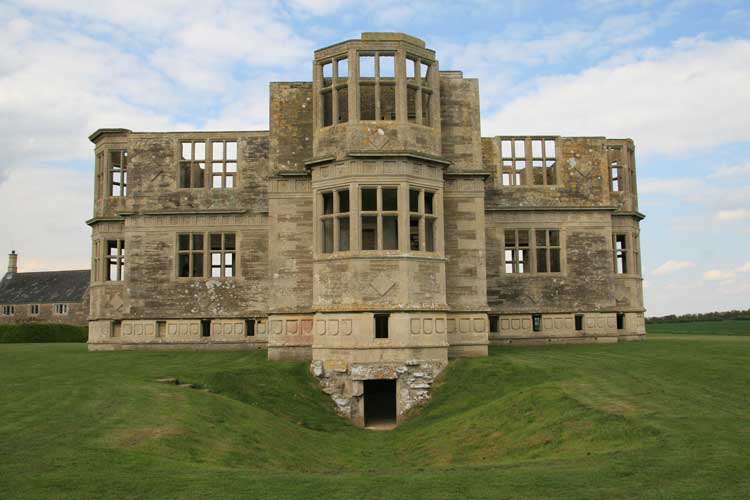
top-left (86, 33), bottom-right (644, 426)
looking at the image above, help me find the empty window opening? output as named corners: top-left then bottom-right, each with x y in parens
top-left (337, 58), bottom-right (348, 78)
top-left (337, 87), bottom-right (348, 123)
top-left (211, 140), bottom-right (238, 189)
top-left (536, 229), bottom-right (561, 273)
top-left (379, 55), bottom-right (395, 78)
top-left (109, 150), bottom-right (128, 196)
top-left (359, 83), bottom-right (376, 121)
top-left (322, 90), bottom-right (333, 127)
top-left (408, 188), bottom-right (437, 253)
top-left (504, 229), bottom-right (530, 273)
top-left (360, 187), bottom-right (399, 251)
top-left (210, 233), bottom-right (236, 277)
top-left (406, 58), bottom-right (416, 78)
top-left (407, 86), bottom-right (417, 123)
top-left (178, 233), bottom-right (205, 278)
top-left (575, 314), bottom-right (584, 331)
top-left (246, 319), bottom-right (256, 337)
top-left (106, 239), bottom-right (125, 281)
top-left (616, 313), bottom-right (625, 330)
top-left (364, 379), bottom-right (397, 428)
top-left (179, 141), bottom-right (206, 188)
top-left (611, 161), bottom-right (622, 192)
top-left (489, 314), bottom-right (499, 334)
top-left (532, 314), bottom-right (542, 332)
top-left (30, 304), bottom-right (39, 315)
top-left (112, 320), bottom-right (122, 337)
top-left (499, 137), bottom-right (556, 186)
top-left (380, 83), bottom-right (396, 121)
top-left (320, 190), bottom-right (351, 253)
top-left (156, 321), bottom-right (166, 338)
top-left (54, 304), bottom-right (68, 315)
top-left (201, 320), bottom-right (211, 337)
top-left (375, 314), bottom-right (390, 339)
top-left (613, 234), bottom-right (628, 274)
top-left (421, 91), bottom-right (432, 126)
top-left (359, 55), bottom-right (375, 77)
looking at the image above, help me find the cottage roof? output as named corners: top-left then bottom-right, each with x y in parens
top-left (0, 270), bottom-right (90, 304)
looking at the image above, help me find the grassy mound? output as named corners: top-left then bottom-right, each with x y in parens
top-left (1, 336), bottom-right (749, 499)
top-left (0, 323), bottom-right (87, 343)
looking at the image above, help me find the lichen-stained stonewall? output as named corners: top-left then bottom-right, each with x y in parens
top-left (86, 33), bottom-right (645, 426)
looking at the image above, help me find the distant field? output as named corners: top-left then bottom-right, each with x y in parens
top-left (647, 319), bottom-right (750, 335)
top-left (1, 336), bottom-right (749, 499)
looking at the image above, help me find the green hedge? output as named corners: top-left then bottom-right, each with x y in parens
top-left (0, 324), bottom-right (88, 343)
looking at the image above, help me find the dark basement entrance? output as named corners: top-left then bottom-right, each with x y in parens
top-left (364, 379), bottom-right (397, 428)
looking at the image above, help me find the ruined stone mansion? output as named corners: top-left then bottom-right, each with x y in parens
top-left (86, 33), bottom-right (645, 427)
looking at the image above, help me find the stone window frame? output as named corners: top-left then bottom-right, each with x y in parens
top-left (92, 240), bottom-right (100, 283)
top-left (179, 139), bottom-right (240, 190)
top-left (610, 160), bottom-right (623, 192)
top-left (176, 231), bottom-right (239, 279)
top-left (30, 304), bottom-right (40, 316)
top-left (408, 187), bottom-right (437, 252)
top-left (105, 239), bottom-right (126, 282)
top-left (319, 188), bottom-right (351, 254)
top-left (534, 229), bottom-right (562, 273)
top-left (210, 140), bottom-right (239, 189)
top-left (502, 226), bottom-right (566, 275)
top-left (319, 55), bottom-right (349, 127)
top-left (360, 185), bottom-right (400, 251)
top-left (613, 232), bottom-right (641, 276)
top-left (209, 232), bottom-right (237, 278)
top-left (95, 152), bottom-right (104, 200)
top-left (405, 53), bottom-right (433, 126)
top-left (613, 233), bottom-right (629, 274)
top-left (1, 305), bottom-right (14, 316)
top-left (179, 140), bottom-right (207, 188)
top-left (108, 149), bottom-right (128, 196)
top-left (358, 51), bottom-right (398, 122)
top-left (54, 304), bottom-right (69, 315)
top-left (498, 137), bottom-right (558, 187)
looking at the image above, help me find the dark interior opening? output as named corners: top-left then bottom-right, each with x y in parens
top-left (575, 314), bottom-right (584, 331)
top-left (364, 379), bottom-right (397, 427)
top-left (201, 319), bottom-right (211, 337)
top-left (616, 313), bottom-right (625, 330)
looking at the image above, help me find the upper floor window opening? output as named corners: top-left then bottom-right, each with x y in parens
top-left (211, 140), bottom-right (238, 189)
top-left (610, 161), bottom-right (623, 192)
top-left (358, 52), bottom-right (397, 122)
top-left (406, 55), bottom-right (433, 126)
top-left (499, 137), bottom-right (557, 187)
top-left (180, 141), bottom-right (206, 188)
top-left (109, 150), bottom-right (128, 196)
top-left (320, 56), bottom-right (349, 127)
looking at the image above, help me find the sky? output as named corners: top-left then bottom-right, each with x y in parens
top-left (0, 0), bottom-right (748, 316)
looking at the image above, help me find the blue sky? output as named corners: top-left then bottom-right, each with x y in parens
top-left (0, 0), bottom-right (748, 316)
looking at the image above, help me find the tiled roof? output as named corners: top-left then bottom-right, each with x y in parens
top-left (0, 270), bottom-right (90, 304)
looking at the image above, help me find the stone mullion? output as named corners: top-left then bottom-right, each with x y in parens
top-left (374, 53), bottom-right (381, 122)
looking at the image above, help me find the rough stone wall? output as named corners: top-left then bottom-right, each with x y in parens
top-left (310, 358), bottom-right (446, 427)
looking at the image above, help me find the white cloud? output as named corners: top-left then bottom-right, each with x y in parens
top-left (482, 38), bottom-right (750, 156)
top-left (652, 260), bottom-right (695, 276)
top-left (710, 163), bottom-right (750, 179)
top-left (737, 262), bottom-right (750, 273)
top-left (703, 270), bottom-right (736, 282)
top-left (716, 209), bottom-right (750, 222)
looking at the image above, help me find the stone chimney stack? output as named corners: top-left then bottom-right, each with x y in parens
top-left (8, 250), bottom-right (18, 275)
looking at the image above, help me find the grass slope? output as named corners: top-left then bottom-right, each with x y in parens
top-left (647, 319), bottom-right (750, 335)
top-left (1, 335), bottom-right (749, 499)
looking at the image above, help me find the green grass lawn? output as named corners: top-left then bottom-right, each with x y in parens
top-left (647, 319), bottom-right (750, 335)
top-left (1, 335), bottom-right (749, 499)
